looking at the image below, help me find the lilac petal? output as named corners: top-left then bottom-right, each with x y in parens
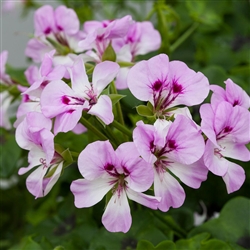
top-left (40, 80), bottom-right (77, 117)
top-left (106, 15), bottom-right (132, 39)
top-left (25, 65), bottom-right (40, 85)
top-left (128, 54), bottom-right (170, 102)
top-left (154, 170), bottom-right (185, 212)
top-left (102, 189), bottom-right (132, 233)
top-left (83, 20), bottom-right (103, 34)
top-left (220, 140), bottom-right (250, 162)
top-left (225, 78), bottom-right (250, 109)
top-left (200, 104), bottom-right (218, 146)
top-left (115, 67), bottom-right (130, 90)
top-left (27, 111), bottom-right (52, 132)
top-left (70, 178), bottom-right (113, 208)
top-left (53, 107), bottom-right (83, 134)
top-left (68, 58), bottom-right (90, 94)
top-left (40, 50), bottom-right (55, 77)
top-left (133, 121), bottom-right (157, 164)
top-left (26, 165), bottom-right (48, 198)
top-left (167, 159), bottom-right (208, 189)
top-left (43, 162), bottom-right (63, 196)
top-left (92, 61), bottom-right (120, 94)
top-left (210, 84), bottom-right (226, 108)
top-left (203, 140), bottom-right (229, 176)
top-left (78, 140), bottom-right (117, 180)
top-left (135, 21), bottom-right (161, 55)
top-left (72, 123), bottom-right (87, 134)
top-left (126, 188), bottom-right (161, 209)
top-left (222, 161), bottom-right (245, 194)
top-left (116, 142), bottom-right (154, 192)
top-left (215, 102), bottom-right (250, 144)
top-left (39, 129), bottom-right (55, 164)
top-left (168, 61), bottom-right (209, 107)
top-left (78, 32), bottom-right (97, 50)
top-left (166, 115), bottom-right (205, 165)
top-left (18, 146), bottom-right (45, 175)
top-left (54, 6), bottom-right (79, 35)
top-left (25, 38), bottom-right (52, 63)
top-left (153, 119), bottom-right (171, 147)
top-left (46, 65), bottom-right (66, 81)
top-left (88, 95), bottom-right (114, 125)
top-left (34, 5), bottom-right (56, 36)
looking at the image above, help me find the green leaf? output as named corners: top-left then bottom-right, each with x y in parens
top-left (186, 1), bottom-right (221, 27)
top-left (0, 131), bottom-right (22, 178)
top-left (101, 43), bottom-right (116, 62)
top-left (188, 197), bottom-right (250, 247)
top-left (5, 65), bottom-right (28, 86)
top-left (155, 240), bottom-right (176, 250)
top-left (22, 236), bottom-right (44, 250)
top-left (176, 232), bottom-right (210, 250)
top-left (136, 105), bottom-right (154, 117)
top-left (109, 94), bottom-right (126, 106)
top-left (53, 246), bottom-right (65, 250)
top-left (200, 239), bottom-right (232, 250)
top-left (136, 240), bottom-right (154, 250)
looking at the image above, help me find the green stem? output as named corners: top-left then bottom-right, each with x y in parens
top-left (153, 211), bottom-right (187, 238)
top-left (170, 22), bottom-right (199, 53)
top-left (80, 117), bottom-right (109, 141)
top-left (146, 6), bottom-right (156, 20)
top-left (110, 82), bottom-right (129, 141)
top-left (112, 120), bottom-right (132, 138)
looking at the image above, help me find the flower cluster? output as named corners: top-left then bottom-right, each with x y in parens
top-left (1, 4), bottom-right (249, 233)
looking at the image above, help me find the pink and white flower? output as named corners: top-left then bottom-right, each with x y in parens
top-left (127, 54), bottom-right (209, 117)
top-left (200, 101), bottom-right (250, 193)
top-left (40, 58), bottom-right (120, 134)
top-left (16, 111), bottom-right (63, 198)
top-left (25, 5), bottom-right (84, 63)
top-left (79, 15), bottom-right (132, 61)
top-left (70, 140), bottom-right (160, 233)
top-left (210, 78), bottom-right (250, 110)
top-left (133, 115), bottom-right (208, 212)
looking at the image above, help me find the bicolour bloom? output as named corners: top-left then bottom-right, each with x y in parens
top-left (16, 112), bottom-right (63, 198)
top-left (41, 58), bottom-right (120, 134)
top-left (0, 91), bottom-right (13, 129)
top-left (113, 21), bottom-right (161, 89)
top-left (79, 15), bottom-right (132, 61)
top-left (133, 115), bottom-right (208, 212)
top-left (70, 140), bottom-right (160, 233)
top-left (127, 54), bottom-right (209, 117)
top-left (25, 5), bottom-right (84, 63)
top-left (210, 78), bottom-right (250, 110)
top-left (200, 101), bottom-right (250, 193)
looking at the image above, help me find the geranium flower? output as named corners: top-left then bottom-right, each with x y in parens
top-left (210, 78), bottom-right (250, 110)
top-left (133, 115), bottom-right (208, 212)
top-left (40, 58), bottom-right (119, 134)
top-left (71, 140), bottom-right (160, 233)
top-left (16, 112), bottom-right (63, 198)
top-left (200, 101), bottom-right (250, 193)
top-left (127, 54), bottom-right (209, 117)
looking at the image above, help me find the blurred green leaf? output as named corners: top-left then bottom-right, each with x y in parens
top-left (0, 130), bottom-right (21, 178)
top-left (176, 232), bottom-right (210, 250)
top-left (200, 239), bottom-right (232, 250)
top-left (22, 236), bottom-right (44, 250)
top-left (189, 197), bottom-right (250, 248)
